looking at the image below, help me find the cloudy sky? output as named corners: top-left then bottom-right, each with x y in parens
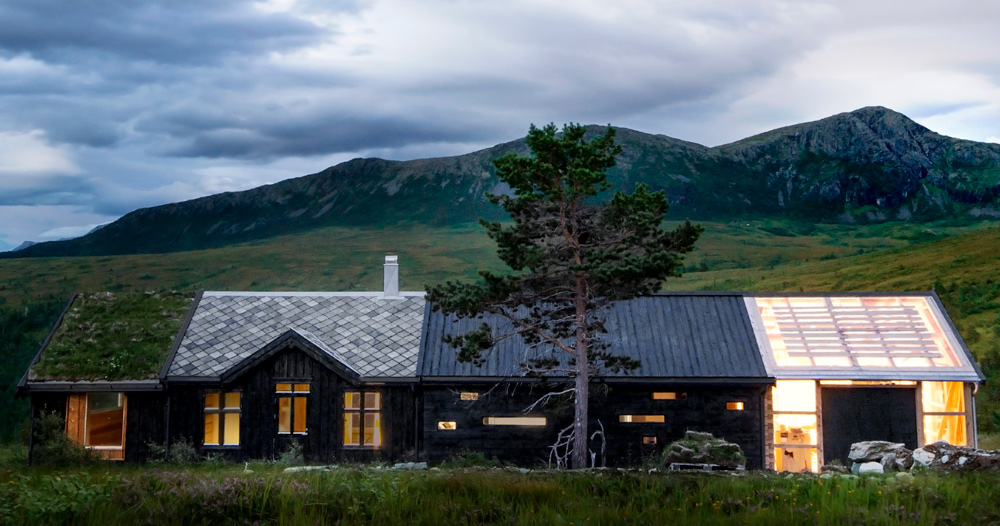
top-left (1, 0), bottom-right (998, 250)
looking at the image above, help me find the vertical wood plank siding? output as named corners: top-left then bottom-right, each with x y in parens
top-left (169, 347), bottom-right (416, 463)
top-left (421, 383), bottom-right (766, 469)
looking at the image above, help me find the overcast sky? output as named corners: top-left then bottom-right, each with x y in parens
top-left (1, 0), bottom-right (998, 250)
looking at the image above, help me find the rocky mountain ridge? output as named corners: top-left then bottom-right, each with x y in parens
top-left (7, 106), bottom-right (1000, 258)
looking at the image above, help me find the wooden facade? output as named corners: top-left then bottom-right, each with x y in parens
top-left (167, 344), bottom-right (418, 463)
top-left (421, 381), bottom-right (768, 469)
top-left (29, 390), bottom-right (165, 463)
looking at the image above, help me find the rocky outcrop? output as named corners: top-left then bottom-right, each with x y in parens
top-left (845, 440), bottom-right (1000, 473)
top-left (911, 441), bottom-right (1000, 471)
top-left (662, 431), bottom-right (745, 469)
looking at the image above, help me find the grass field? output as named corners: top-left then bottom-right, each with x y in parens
top-left (2, 461), bottom-right (1000, 525)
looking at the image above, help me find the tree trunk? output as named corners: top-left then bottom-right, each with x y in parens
top-left (572, 273), bottom-right (589, 469)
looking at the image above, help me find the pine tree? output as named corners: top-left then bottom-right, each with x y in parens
top-left (426, 123), bottom-right (701, 468)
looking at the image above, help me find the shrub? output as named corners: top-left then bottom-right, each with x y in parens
top-left (31, 411), bottom-right (98, 466)
top-left (277, 441), bottom-right (304, 465)
top-left (167, 437), bottom-right (200, 464)
top-left (440, 450), bottom-right (504, 468)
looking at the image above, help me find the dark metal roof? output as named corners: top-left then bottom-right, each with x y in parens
top-left (418, 294), bottom-right (770, 380)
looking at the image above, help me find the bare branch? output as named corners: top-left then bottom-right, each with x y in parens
top-left (523, 387), bottom-right (575, 414)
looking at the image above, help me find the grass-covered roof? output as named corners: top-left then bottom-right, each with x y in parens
top-left (29, 291), bottom-right (194, 382)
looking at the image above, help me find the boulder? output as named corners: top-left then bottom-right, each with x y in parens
top-left (856, 461), bottom-right (884, 475)
top-left (848, 441), bottom-right (905, 463)
top-left (662, 430), bottom-right (746, 469)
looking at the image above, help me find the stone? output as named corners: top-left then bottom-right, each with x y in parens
top-left (908, 442), bottom-right (1000, 472)
top-left (857, 461), bottom-right (884, 474)
top-left (894, 472), bottom-right (915, 483)
top-left (848, 441), bottom-right (906, 463)
top-left (912, 448), bottom-right (936, 466)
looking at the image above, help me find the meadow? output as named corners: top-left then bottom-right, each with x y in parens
top-left (2, 460), bottom-right (1000, 526)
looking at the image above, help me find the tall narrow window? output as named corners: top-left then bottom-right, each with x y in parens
top-left (277, 383), bottom-right (309, 435)
top-left (204, 391), bottom-right (241, 446)
top-left (344, 391), bottom-right (381, 447)
top-left (922, 381), bottom-right (968, 446)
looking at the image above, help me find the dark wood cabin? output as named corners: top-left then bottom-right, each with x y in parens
top-left (418, 294), bottom-right (774, 469)
top-left (163, 290), bottom-right (424, 463)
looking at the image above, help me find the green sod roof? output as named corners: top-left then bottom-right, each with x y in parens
top-left (29, 291), bottom-right (194, 382)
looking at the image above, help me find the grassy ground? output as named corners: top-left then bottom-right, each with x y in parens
top-left (1, 219), bottom-right (990, 308)
top-left (1, 461), bottom-right (999, 525)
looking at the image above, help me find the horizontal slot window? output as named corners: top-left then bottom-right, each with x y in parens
top-left (652, 392), bottom-right (686, 400)
top-left (460, 392), bottom-right (479, 401)
top-left (727, 402), bottom-right (745, 411)
top-left (619, 415), bottom-right (665, 423)
top-left (483, 417), bottom-right (546, 426)
top-left (438, 421), bottom-right (457, 430)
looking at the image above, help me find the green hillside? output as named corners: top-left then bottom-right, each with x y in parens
top-left (2, 220), bottom-right (999, 440)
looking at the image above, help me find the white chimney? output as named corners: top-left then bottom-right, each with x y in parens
top-left (383, 255), bottom-right (400, 298)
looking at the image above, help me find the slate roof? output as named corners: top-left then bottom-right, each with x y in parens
top-left (418, 293), bottom-right (771, 381)
top-left (167, 292), bottom-right (425, 380)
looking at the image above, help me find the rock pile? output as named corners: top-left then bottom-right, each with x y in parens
top-left (845, 440), bottom-right (1000, 473)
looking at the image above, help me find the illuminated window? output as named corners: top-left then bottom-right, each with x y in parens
top-left (652, 392), bottom-right (687, 400)
top-left (438, 421), bottom-right (457, 430)
top-left (204, 391), bottom-right (241, 446)
top-left (754, 296), bottom-right (966, 371)
top-left (771, 380), bottom-right (818, 473)
top-left (66, 393), bottom-right (128, 460)
top-left (727, 402), bottom-right (745, 411)
top-left (460, 392), bottom-right (479, 401)
top-left (483, 417), bottom-right (546, 426)
top-left (344, 392), bottom-right (381, 447)
top-left (618, 415), bottom-right (665, 423)
top-left (642, 436), bottom-right (658, 445)
top-left (277, 383), bottom-right (309, 435)
top-left (922, 381), bottom-right (968, 446)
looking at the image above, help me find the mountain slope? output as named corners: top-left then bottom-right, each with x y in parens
top-left (8, 106), bottom-right (1000, 258)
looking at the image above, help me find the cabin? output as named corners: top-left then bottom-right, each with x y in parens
top-left (18, 257), bottom-right (986, 471)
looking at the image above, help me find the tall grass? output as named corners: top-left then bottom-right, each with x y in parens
top-left (2, 465), bottom-right (999, 525)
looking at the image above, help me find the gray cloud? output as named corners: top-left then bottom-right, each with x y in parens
top-left (0, 0), bottom-right (998, 248)
top-left (0, 0), bottom-right (326, 66)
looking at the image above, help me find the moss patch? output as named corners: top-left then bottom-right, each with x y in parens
top-left (30, 291), bottom-right (194, 381)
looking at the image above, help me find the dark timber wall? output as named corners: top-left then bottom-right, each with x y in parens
top-left (168, 346), bottom-right (416, 463)
top-left (420, 381), bottom-right (767, 469)
top-left (29, 391), bottom-right (165, 463)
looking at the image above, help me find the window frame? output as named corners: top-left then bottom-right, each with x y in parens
top-left (343, 390), bottom-right (382, 448)
top-left (65, 392), bottom-right (128, 460)
top-left (204, 390), bottom-right (241, 448)
top-left (276, 381), bottom-right (310, 435)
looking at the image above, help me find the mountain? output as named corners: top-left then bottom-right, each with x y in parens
top-left (7, 106), bottom-right (1000, 259)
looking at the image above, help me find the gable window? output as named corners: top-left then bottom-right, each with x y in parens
top-left (66, 393), bottom-right (127, 460)
top-left (204, 391), bottom-right (241, 446)
top-left (344, 391), bottom-right (381, 447)
top-left (277, 383), bottom-right (309, 435)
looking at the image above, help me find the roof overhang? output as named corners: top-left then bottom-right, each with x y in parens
top-left (22, 380), bottom-right (163, 392)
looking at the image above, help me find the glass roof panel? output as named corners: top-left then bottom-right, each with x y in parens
top-left (753, 296), bottom-right (969, 375)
